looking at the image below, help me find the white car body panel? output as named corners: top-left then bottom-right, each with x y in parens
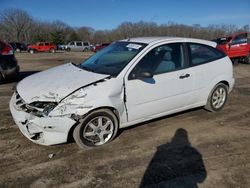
top-left (9, 37), bottom-right (235, 145)
top-left (125, 68), bottom-right (195, 122)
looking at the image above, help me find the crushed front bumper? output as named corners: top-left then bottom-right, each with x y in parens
top-left (9, 93), bottom-right (76, 145)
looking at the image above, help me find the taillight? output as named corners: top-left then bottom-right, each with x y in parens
top-left (2, 44), bottom-right (14, 55)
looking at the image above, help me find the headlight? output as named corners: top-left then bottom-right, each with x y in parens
top-left (43, 103), bottom-right (58, 116)
top-left (29, 102), bottom-right (57, 116)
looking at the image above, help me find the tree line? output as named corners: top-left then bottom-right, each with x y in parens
top-left (0, 8), bottom-right (249, 45)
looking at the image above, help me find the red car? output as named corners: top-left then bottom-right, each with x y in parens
top-left (213, 32), bottom-right (250, 64)
top-left (93, 43), bottom-right (110, 52)
top-left (28, 42), bottom-right (57, 54)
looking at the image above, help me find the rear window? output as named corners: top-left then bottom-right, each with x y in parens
top-left (188, 43), bottom-right (225, 66)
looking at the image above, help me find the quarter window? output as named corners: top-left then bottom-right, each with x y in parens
top-left (188, 43), bottom-right (225, 65)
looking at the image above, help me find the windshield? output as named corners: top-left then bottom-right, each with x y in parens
top-left (79, 41), bottom-right (147, 76)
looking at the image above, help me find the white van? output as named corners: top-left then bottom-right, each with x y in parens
top-left (10, 37), bottom-right (234, 149)
top-left (65, 41), bottom-right (91, 52)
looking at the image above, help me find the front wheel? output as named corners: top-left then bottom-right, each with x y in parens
top-left (73, 109), bottom-right (119, 149)
top-left (205, 83), bottom-right (228, 112)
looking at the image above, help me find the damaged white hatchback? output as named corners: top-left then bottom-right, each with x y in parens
top-left (10, 37), bottom-right (235, 149)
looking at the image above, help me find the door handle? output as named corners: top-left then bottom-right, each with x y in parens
top-left (179, 74), bottom-right (190, 79)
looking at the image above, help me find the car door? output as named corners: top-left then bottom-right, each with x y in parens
top-left (124, 43), bottom-right (195, 122)
top-left (38, 43), bottom-right (44, 52)
top-left (76, 41), bottom-right (83, 51)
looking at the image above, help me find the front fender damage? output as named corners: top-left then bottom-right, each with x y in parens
top-left (49, 78), bottom-right (126, 124)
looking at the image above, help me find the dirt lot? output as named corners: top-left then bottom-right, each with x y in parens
top-left (0, 52), bottom-right (250, 188)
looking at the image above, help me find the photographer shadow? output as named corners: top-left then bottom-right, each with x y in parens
top-left (140, 128), bottom-right (206, 188)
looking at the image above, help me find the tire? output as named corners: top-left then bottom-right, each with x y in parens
top-left (16, 48), bottom-right (21, 53)
top-left (73, 109), bottom-right (119, 149)
top-left (205, 83), bottom-right (228, 112)
top-left (50, 48), bottom-right (55, 53)
top-left (244, 54), bottom-right (250, 64)
top-left (0, 73), bottom-right (3, 84)
top-left (83, 48), bottom-right (88, 52)
top-left (66, 48), bottom-right (71, 52)
top-left (29, 49), bottom-right (35, 54)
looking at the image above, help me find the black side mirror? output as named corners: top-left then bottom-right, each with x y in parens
top-left (138, 71), bottom-right (153, 79)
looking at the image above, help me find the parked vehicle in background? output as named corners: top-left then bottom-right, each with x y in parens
top-left (213, 32), bottom-right (250, 64)
top-left (57, 44), bottom-right (66, 50)
top-left (93, 43), bottom-right (110, 52)
top-left (9, 42), bottom-right (27, 52)
top-left (27, 42), bottom-right (57, 54)
top-left (65, 41), bottom-right (91, 52)
top-left (10, 37), bottom-right (234, 149)
top-left (0, 40), bottom-right (19, 82)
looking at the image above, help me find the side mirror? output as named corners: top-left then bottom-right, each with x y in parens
top-left (138, 71), bottom-right (153, 79)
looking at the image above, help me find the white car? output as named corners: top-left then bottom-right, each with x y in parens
top-left (10, 37), bottom-right (235, 149)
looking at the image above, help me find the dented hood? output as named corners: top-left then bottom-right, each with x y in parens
top-left (17, 63), bottom-right (109, 103)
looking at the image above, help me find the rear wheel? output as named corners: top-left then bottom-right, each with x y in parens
top-left (50, 48), bottom-right (55, 53)
top-left (29, 49), bottom-right (35, 54)
top-left (66, 48), bottom-right (71, 52)
top-left (205, 83), bottom-right (228, 112)
top-left (73, 109), bottom-right (119, 149)
top-left (244, 54), bottom-right (250, 64)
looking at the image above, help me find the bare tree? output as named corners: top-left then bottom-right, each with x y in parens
top-left (0, 8), bottom-right (248, 45)
top-left (0, 8), bottom-right (33, 42)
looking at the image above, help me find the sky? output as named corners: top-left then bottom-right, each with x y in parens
top-left (0, 0), bottom-right (249, 30)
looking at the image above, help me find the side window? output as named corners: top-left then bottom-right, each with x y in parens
top-left (189, 43), bottom-right (225, 65)
top-left (232, 33), bottom-right (247, 45)
top-left (129, 43), bottom-right (184, 80)
top-left (76, 42), bottom-right (82, 46)
top-left (45, 43), bottom-right (49, 46)
top-left (83, 42), bottom-right (89, 46)
top-left (70, 42), bottom-right (74, 45)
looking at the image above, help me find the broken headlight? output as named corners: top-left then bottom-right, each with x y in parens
top-left (43, 103), bottom-right (58, 116)
top-left (29, 102), bottom-right (58, 116)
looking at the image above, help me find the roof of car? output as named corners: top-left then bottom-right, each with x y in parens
top-left (120, 37), bottom-right (217, 47)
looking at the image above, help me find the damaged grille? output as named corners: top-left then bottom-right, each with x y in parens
top-left (15, 92), bottom-right (44, 117)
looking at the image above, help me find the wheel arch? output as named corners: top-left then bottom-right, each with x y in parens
top-left (219, 80), bottom-right (229, 89)
top-left (67, 106), bottom-right (120, 142)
